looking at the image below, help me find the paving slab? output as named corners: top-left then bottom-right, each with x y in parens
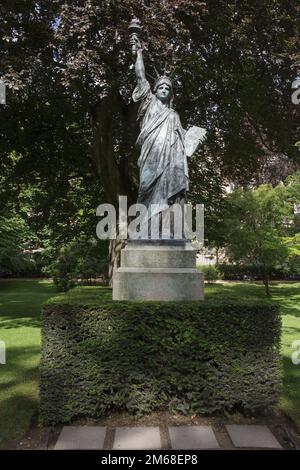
top-left (54, 426), bottom-right (106, 450)
top-left (226, 425), bottom-right (282, 449)
top-left (169, 426), bottom-right (220, 449)
top-left (113, 427), bottom-right (161, 450)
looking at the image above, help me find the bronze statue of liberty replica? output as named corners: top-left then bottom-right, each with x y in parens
top-left (131, 32), bottom-right (188, 221)
top-left (128, 18), bottom-right (204, 239)
top-left (112, 19), bottom-right (204, 300)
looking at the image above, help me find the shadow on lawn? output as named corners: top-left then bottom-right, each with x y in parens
top-left (0, 344), bottom-right (40, 446)
top-left (281, 355), bottom-right (300, 428)
top-left (0, 394), bottom-right (38, 448)
top-left (0, 344), bottom-right (40, 372)
top-left (0, 279), bottom-right (57, 328)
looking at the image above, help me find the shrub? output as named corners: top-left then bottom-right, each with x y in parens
top-left (198, 264), bottom-right (221, 282)
top-left (44, 239), bottom-right (108, 291)
top-left (40, 288), bottom-right (281, 425)
top-left (219, 263), bottom-right (300, 281)
top-left (0, 215), bottom-right (38, 276)
top-left (218, 264), bottom-right (260, 281)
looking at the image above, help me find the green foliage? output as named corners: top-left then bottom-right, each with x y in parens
top-left (44, 238), bottom-right (108, 291)
top-left (0, 215), bottom-right (37, 275)
top-left (219, 262), bottom-right (300, 281)
top-left (0, 2), bottom-right (299, 278)
top-left (218, 181), bottom-right (300, 294)
top-left (40, 291), bottom-right (281, 425)
top-left (198, 264), bottom-right (221, 282)
top-left (283, 234), bottom-right (300, 258)
top-left (1, 0), bottom-right (298, 216)
top-left (219, 263), bottom-right (261, 281)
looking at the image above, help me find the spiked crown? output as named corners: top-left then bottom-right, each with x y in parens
top-left (151, 64), bottom-right (176, 95)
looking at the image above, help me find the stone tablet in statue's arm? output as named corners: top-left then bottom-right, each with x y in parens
top-left (184, 126), bottom-right (207, 157)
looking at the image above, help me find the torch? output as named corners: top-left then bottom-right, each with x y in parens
top-left (128, 18), bottom-right (142, 56)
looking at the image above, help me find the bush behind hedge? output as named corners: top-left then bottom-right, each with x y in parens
top-left (219, 263), bottom-right (300, 280)
top-left (197, 264), bottom-right (221, 282)
top-left (40, 292), bottom-right (281, 425)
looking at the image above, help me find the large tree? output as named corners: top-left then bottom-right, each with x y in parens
top-left (1, 1), bottom-right (299, 270)
top-left (219, 177), bottom-right (300, 295)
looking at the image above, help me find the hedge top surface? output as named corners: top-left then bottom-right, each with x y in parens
top-left (43, 285), bottom-right (278, 311)
top-left (44, 286), bottom-right (112, 307)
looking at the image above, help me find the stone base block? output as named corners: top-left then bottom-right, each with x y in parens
top-left (121, 242), bottom-right (196, 268)
top-left (113, 241), bottom-right (204, 301)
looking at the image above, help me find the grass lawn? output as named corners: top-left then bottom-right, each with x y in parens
top-left (0, 279), bottom-right (299, 446)
top-left (0, 280), bottom-right (56, 446)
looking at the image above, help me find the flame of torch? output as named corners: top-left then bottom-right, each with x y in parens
top-left (128, 18), bottom-right (142, 56)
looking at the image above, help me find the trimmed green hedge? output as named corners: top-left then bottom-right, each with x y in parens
top-left (218, 263), bottom-right (300, 281)
top-left (40, 287), bottom-right (281, 425)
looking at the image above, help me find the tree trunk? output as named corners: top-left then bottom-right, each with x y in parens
top-left (90, 97), bottom-right (122, 206)
top-left (90, 93), bottom-right (138, 285)
top-left (215, 247), bottom-right (219, 265)
top-left (108, 237), bottom-right (126, 287)
top-left (263, 267), bottom-right (271, 297)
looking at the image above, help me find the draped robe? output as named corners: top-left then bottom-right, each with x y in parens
top-left (132, 79), bottom-right (189, 220)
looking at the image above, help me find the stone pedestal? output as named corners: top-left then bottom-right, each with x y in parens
top-left (113, 240), bottom-right (204, 301)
